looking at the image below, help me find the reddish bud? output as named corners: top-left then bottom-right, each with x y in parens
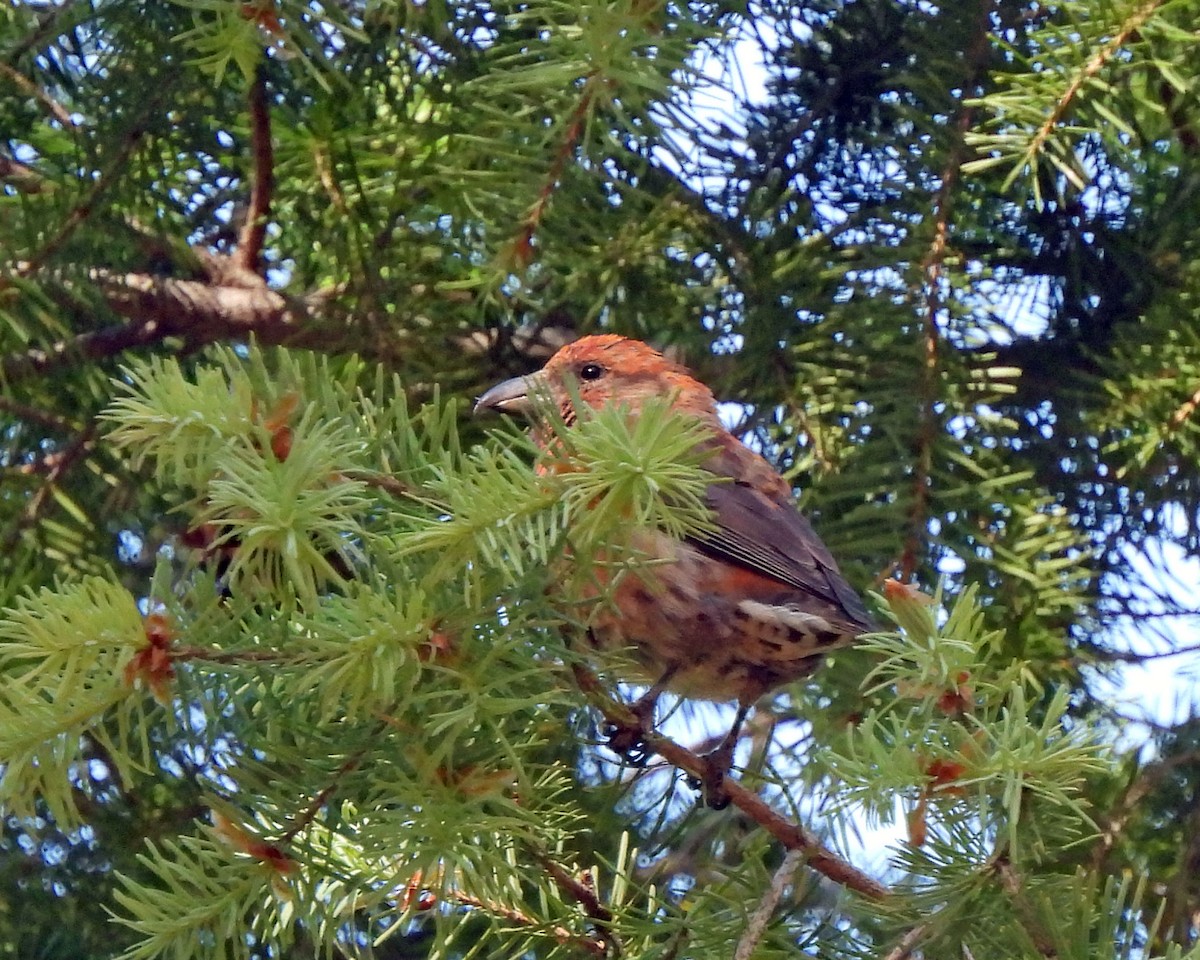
top-left (924, 757), bottom-right (968, 795)
top-left (213, 811), bottom-right (296, 874)
top-left (269, 425), bottom-right (293, 462)
top-left (883, 579), bottom-right (934, 604)
top-left (907, 795), bottom-right (929, 847)
top-left (937, 671), bottom-right (974, 715)
top-left (124, 613), bottom-right (177, 704)
top-left (418, 629), bottom-right (459, 664)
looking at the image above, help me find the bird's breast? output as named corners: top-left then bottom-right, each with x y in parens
top-left (586, 533), bottom-right (857, 703)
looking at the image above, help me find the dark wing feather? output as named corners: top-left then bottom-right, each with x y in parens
top-left (687, 475), bottom-right (875, 633)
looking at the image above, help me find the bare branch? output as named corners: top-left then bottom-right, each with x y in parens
top-left (0, 270), bottom-right (309, 383)
top-left (571, 665), bottom-right (889, 901)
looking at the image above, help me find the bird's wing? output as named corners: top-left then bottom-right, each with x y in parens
top-left (686, 438), bottom-right (875, 632)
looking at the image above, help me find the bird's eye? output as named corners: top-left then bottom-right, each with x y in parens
top-left (578, 363), bottom-right (604, 381)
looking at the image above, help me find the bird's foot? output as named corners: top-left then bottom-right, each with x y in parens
top-left (686, 739), bottom-right (736, 809)
top-left (602, 720), bottom-right (648, 765)
top-left (602, 691), bottom-right (659, 766)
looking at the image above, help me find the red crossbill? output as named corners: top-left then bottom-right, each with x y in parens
top-left (476, 335), bottom-right (872, 803)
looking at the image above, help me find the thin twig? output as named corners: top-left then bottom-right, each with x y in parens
top-left (342, 470), bottom-right (420, 502)
top-left (0, 421), bottom-right (96, 552)
top-left (0, 396), bottom-right (76, 432)
top-left (532, 848), bottom-right (622, 956)
top-left (234, 67), bottom-right (275, 274)
top-left (453, 891), bottom-right (608, 957)
top-left (1081, 639), bottom-right (1200, 664)
top-left (1167, 382), bottom-right (1200, 433)
top-left (4, 108), bottom-right (155, 287)
top-left (994, 857), bottom-right (1058, 957)
top-left (171, 646), bottom-right (294, 664)
top-left (509, 72), bottom-right (600, 266)
top-left (733, 848), bottom-right (804, 960)
top-left (0, 61), bottom-right (75, 126)
top-left (535, 854), bottom-right (616, 926)
top-left (279, 745), bottom-right (369, 843)
top-left (881, 921), bottom-right (933, 960)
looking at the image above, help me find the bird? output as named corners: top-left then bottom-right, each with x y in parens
top-left (475, 334), bottom-right (873, 805)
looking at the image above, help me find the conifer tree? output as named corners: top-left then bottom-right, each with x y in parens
top-left (2, 1), bottom-right (1200, 957)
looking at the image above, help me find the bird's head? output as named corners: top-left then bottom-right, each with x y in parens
top-left (474, 335), bottom-right (718, 424)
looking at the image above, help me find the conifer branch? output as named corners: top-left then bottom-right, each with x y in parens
top-left (1023, 0), bottom-right (1165, 171)
top-left (3, 105), bottom-right (156, 287)
top-left (901, 0), bottom-right (995, 582)
top-left (234, 67), bottom-right (275, 275)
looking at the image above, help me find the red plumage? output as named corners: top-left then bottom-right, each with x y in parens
top-left (476, 335), bottom-right (872, 800)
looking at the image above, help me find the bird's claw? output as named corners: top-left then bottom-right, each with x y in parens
top-left (601, 688), bottom-right (662, 766)
top-left (685, 742), bottom-right (736, 809)
top-left (602, 719), bottom-right (650, 766)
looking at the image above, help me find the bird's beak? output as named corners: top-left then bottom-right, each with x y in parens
top-left (474, 372), bottom-right (543, 416)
